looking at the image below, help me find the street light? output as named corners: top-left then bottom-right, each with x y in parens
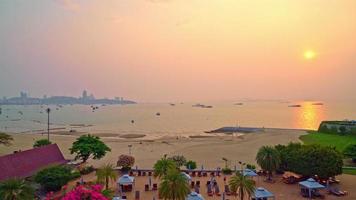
top-left (128, 144), bottom-right (132, 155)
top-left (46, 108), bottom-right (51, 141)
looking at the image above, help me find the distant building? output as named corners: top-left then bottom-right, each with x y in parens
top-left (0, 144), bottom-right (67, 181)
top-left (82, 90), bottom-right (88, 99)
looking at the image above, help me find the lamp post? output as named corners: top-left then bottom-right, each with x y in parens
top-left (128, 144), bottom-right (132, 155)
top-left (46, 108), bottom-right (51, 141)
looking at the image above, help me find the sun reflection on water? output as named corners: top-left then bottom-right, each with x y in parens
top-left (294, 102), bottom-right (325, 130)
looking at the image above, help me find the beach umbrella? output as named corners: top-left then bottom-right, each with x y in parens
top-left (186, 192), bottom-right (205, 200)
top-left (252, 187), bottom-right (275, 200)
top-left (299, 178), bottom-right (325, 199)
top-left (181, 172), bottom-right (192, 182)
top-left (243, 169), bottom-right (258, 177)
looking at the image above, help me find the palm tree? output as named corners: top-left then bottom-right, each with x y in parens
top-left (159, 169), bottom-right (190, 200)
top-left (96, 164), bottom-right (118, 190)
top-left (229, 172), bottom-right (256, 200)
top-left (256, 146), bottom-right (281, 181)
top-left (153, 155), bottom-right (177, 178)
top-left (0, 179), bottom-right (34, 200)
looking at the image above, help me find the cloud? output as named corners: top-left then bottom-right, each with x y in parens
top-left (55, 0), bottom-right (81, 12)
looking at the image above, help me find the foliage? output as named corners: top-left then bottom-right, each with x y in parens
top-left (343, 144), bottom-right (356, 162)
top-left (246, 164), bottom-right (256, 170)
top-left (116, 154), bottom-right (135, 170)
top-left (168, 155), bottom-right (187, 168)
top-left (62, 184), bottom-right (109, 200)
top-left (256, 146), bottom-right (281, 180)
top-left (96, 164), bottom-right (118, 190)
top-left (101, 189), bottom-right (115, 199)
top-left (33, 139), bottom-right (52, 148)
top-left (70, 134), bottom-right (111, 163)
top-left (229, 172), bottom-right (256, 200)
top-left (300, 131), bottom-right (356, 152)
top-left (275, 143), bottom-right (343, 179)
top-left (153, 156), bottom-right (177, 178)
top-left (185, 160), bottom-right (197, 170)
top-left (0, 133), bottom-right (13, 146)
top-left (222, 167), bottom-right (233, 175)
top-left (79, 165), bottom-right (95, 175)
top-left (0, 179), bottom-right (34, 200)
top-left (159, 169), bottom-right (190, 200)
top-left (35, 165), bottom-right (78, 192)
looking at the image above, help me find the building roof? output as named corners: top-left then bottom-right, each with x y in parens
top-left (0, 144), bottom-right (67, 181)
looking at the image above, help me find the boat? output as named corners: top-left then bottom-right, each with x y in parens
top-left (234, 103), bottom-right (244, 105)
top-left (312, 102), bottom-right (324, 105)
top-left (156, 112), bottom-right (161, 116)
top-left (288, 104), bottom-right (301, 107)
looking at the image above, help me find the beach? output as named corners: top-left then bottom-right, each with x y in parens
top-left (0, 128), bottom-right (307, 168)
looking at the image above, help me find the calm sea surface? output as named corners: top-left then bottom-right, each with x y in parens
top-left (0, 101), bottom-right (355, 137)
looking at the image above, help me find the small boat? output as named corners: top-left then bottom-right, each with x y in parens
top-left (169, 103), bottom-right (175, 106)
top-left (131, 120), bottom-right (135, 123)
top-left (288, 104), bottom-right (301, 107)
top-left (156, 112), bottom-right (161, 116)
top-left (312, 102), bottom-right (324, 106)
top-left (234, 103), bottom-right (244, 105)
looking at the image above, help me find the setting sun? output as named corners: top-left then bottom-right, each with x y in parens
top-left (304, 50), bottom-right (316, 60)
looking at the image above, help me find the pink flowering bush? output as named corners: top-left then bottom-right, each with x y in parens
top-left (61, 184), bottom-right (109, 200)
top-left (117, 154), bottom-right (135, 169)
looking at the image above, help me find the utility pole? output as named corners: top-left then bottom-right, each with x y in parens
top-left (46, 108), bottom-right (51, 141)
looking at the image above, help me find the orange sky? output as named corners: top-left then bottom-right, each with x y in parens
top-left (0, 0), bottom-right (355, 102)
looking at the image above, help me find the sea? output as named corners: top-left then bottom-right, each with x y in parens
top-left (0, 100), bottom-right (355, 138)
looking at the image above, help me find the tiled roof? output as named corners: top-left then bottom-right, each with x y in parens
top-left (0, 144), bottom-right (67, 181)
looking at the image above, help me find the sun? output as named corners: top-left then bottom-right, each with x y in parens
top-left (303, 50), bottom-right (316, 60)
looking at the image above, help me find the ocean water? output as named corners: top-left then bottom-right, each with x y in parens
top-left (0, 100), bottom-right (355, 137)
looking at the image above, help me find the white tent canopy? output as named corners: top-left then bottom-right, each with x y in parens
top-left (117, 174), bottom-right (135, 185)
top-left (181, 172), bottom-right (192, 181)
top-left (186, 192), bottom-right (204, 200)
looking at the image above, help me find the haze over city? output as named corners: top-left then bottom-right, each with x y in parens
top-left (1, 0), bottom-right (355, 102)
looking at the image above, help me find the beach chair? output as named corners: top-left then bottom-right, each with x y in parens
top-left (191, 181), bottom-right (195, 188)
top-left (215, 184), bottom-right (221, 196)
top-left (328, 187), bottom-right (347, 196)
top-left (224, 185), bottom-right (232, 196)
top-left (194, 185), bottom-right (200, 194)
top-left (145, 184), bottom-right (149, 191)
top-left (198, 171), bottom-right (202, 177)
top-left (207, 184), bottom-right (213, 196)
top-left (152, 183), bottom-right (158, 190)
top-left (135, 191), bottom-right (140, 200)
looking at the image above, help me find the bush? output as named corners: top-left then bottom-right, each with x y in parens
top-left (168, 155), bottom-right (187, 168)
top-left (222, 167), bottom-right (233, 175)
top-left (246, 164), bottom-right (256, 170)
top-left (33, 139), bottom-right (52, 148)
top-left (185, 160), bottom-right (197, 170)
top-left (339, 126), bottom-right (347, 135)
top-left (117, 155), bottom-right (135, 170)
top-left (79, 165), bottom-right (95, 175)
top-left (343, 144), bottom-right (356, 163)
top-left (275, 143), bottom-right (343, 179)
top-left (35, 165), bottom-right (78, 192)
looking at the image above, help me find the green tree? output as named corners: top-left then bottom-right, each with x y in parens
top-left (153, 156), bottom-right (177, 178)
top-left (343, 144), bottom-right (356, 162)
top-left (33, 139), bottom-right (52, 148)
top-left (96, 164), bottom-right (118, 190)
top-left (34, 165), bottom-right (77, 192)
top-left (159, 169), bottom-right (190, 200)
top-left (256, 146), bottom-right (281, 181)
top-left (185, 160), bottom-right (197, 170)
top-left (0, 179), bottom-right (34, 200)
top-left (70, 134), bottom-right (111, 163)
top-left (0, 133), bottom-right (13, 146)
top-left (229, 172), bottom-right (256, 200)
top-left (168, 155), bottom-right (187, 168)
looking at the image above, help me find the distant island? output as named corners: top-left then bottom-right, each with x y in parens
top-left (0, 90), bottom-right (136, 105)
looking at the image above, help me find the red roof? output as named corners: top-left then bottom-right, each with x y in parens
top-left (0, 144), bottom-right (67, 181)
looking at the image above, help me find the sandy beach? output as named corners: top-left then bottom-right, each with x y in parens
top-left (0, 128), bottom-right (307, 168)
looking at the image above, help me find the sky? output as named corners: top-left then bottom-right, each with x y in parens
top-left (0, 0), bottom-right (355, 102)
